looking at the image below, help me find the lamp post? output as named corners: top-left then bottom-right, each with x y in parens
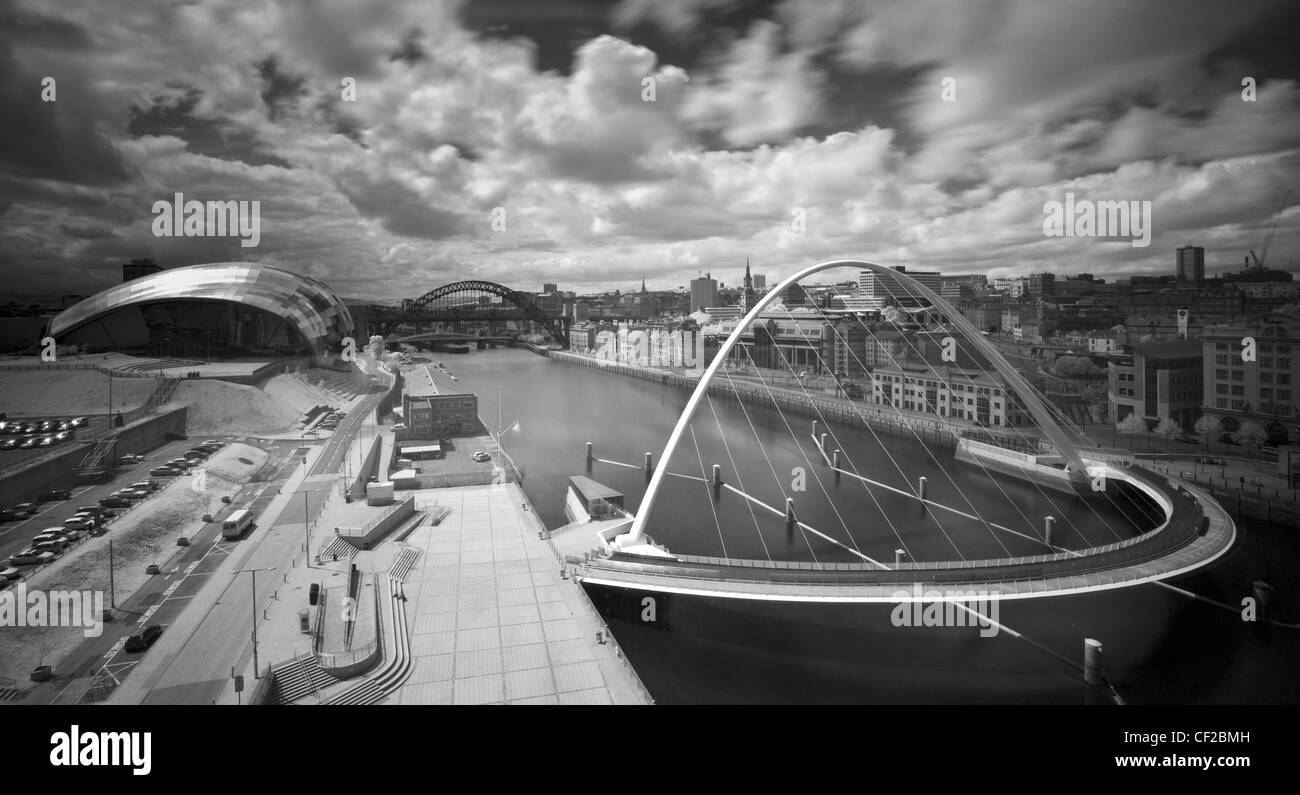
top-left (233, 566), bottom-right (275, 678)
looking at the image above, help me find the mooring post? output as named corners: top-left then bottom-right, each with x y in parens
top-left (1252, 581), bottom-right (1273, 617)
top-left (585, 442), bottom-right (593, 472)
top-left (1044, 515), bottom-right (1056, 546)
top-left (785, 497), bottom-right (796, 531)
top-left (644, 452), bottom-right (653, 483)
top-left (819, 432), bottom-right (828, 453)
top-left (832, 450), bottom-right (841, 484)
top-left (1083, 638), bottom-right (1103, 685)
top-left (895, 548), bottom-right (906, 566)
top-left (812, 420), bottom-right (819, 442)
top-left (917, 476), bottom-right (927, 502)
top-left (712, 464), bottom-right (722, 499)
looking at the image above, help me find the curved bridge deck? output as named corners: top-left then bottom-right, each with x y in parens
top-left (577, 465), bottom-right (1236, 602)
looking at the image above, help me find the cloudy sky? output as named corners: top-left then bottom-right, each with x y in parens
top-left (2, 0), bottom-right (1299, 301)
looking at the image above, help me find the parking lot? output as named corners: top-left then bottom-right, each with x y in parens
top-left (0, 437), bottom-right (231, 584)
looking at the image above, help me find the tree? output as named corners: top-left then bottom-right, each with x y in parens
top-left (1193, 415), bottom-right (1221, 452)
top-left (1117, 413), bottom-right (1148, 450)
top-left (366, 335), bottom-right (385, 359)
top-left (1233, 419), bottom-right (1268, 451)
top-left (1154, 417), bottom-right (1180, 451)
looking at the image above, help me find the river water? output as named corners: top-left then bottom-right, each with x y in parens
top-left (438, 348), bottom-right (1300, 704)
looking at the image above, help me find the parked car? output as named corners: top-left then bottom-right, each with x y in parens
top-left (0, 439), bottom-right (17, 450)
top-left (7, 549), bottom-right (55, 566)
top-left (183, 450), bottom-right (208, 460)
top-left (132, 481), bottom-right (162, 493)
top-left (124, 625), bottom-right (164, 652)
top-left (99, 496), bottom-right (132, 509)
top-left (70, 416), bottom-right (88, 428)
top-left (12, 503), bottom-right (37, 516)
top-left (76, 505), bottom-right (107, 519)
top-left (18, 436), bottom-right (39, 449)
top-left (471, 451), bottom-right (491, 462)
top-left (150, 466), bottom-right (181, 477)
top-left (0, 508), bottom-right (25, 522)
top-left (63, 516), bottom-right (95, 531)
top-left (0, 566), bottom-right (21, 582)
top-left (40, 488), bottom-right (72, 502)
top-left (166, 458), bottom-right (193, 470)
top-left (32, 536), bottom-right (69, 552)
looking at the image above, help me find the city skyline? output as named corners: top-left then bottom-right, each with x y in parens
top-left (2, 1), bottom-right (1299, 301)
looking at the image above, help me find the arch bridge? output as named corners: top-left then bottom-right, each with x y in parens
top-left (375, 280), bottom-right (569, 346)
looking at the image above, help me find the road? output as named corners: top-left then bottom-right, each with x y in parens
top-left (129, 389), bottom-right (383, 704)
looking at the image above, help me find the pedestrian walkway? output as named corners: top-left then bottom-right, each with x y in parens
top-left (386, 484), bottom-right (651, 704)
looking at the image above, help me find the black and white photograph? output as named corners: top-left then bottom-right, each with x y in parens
top-left (0, 0), bottom-right (1296, 771)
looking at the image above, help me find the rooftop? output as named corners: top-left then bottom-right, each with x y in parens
top-left (405, 365), bottom-right (466, 398)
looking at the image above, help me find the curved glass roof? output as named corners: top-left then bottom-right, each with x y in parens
top-left (49, 262), bottom-right (353, 357)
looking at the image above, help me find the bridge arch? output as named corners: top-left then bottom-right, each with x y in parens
top-left (379, 280), bottom-right (569, 345)
top-left (626, 258), bottom-right (1090, 546)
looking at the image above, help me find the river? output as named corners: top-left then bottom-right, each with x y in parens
top-left (435, 347), bottom-right (1300, 704)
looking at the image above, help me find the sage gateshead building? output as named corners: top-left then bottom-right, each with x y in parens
top-left (47, 262), bottom-right (353, 361)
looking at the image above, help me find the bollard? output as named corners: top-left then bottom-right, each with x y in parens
top-left (1044, 516), bottom-right (1056, 546)
top-left (895, 548), bottom-right (905, 566)
top-left (1083, 638), bottom-right (1103, 685)
top-left (712, 464), bottom-right (722, 499)
top-left (819, 432), bottom-right (828, 453)
top-left (917, 476), bottom-right (927, 503)
top-left (785, 497), bottom-right (796, 531)
top-left (585, 442), bottom-right (593, 472)
top-left (1252, 581), bottom-right (1273, 617)
top-left (644, 452), bottom-right (653, 483)
top-left (832, 450), bottom-right (841, 484)
top-left (560, 567), bottom-right (568, 580)
top-left (812, 420), bottom-right (819, 442)
top-left (596, 630), bottom-right (606, 645)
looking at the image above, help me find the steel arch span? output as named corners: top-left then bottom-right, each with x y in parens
top-left (625, 258), bottom-right (1091, 546)
top-left (378, 280), bottom-right (569, 345)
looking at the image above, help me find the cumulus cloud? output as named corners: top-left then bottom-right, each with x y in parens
top-left (0, 0), bottom-right (1296, 299)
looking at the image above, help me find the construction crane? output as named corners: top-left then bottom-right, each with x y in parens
top-left (1249, 188), bottom-right (1293, 270)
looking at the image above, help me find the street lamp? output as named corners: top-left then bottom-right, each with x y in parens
top-left (232, 566), bottom-right (275, 678)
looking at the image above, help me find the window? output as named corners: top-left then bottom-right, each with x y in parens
top-left (1215, 354), bottom-right (1229, 365)
top-left (1261, 388), bottom-right (1273, 399)
top-left (1280, 359), bottom-right (1291, 370)
top-left (1231, 370), bottom-right (1245, 382)
top-left (1216, 383), bottom-right (1229, 394)
top-left (1261, 357), bottom-right (1274, 368)
top-left (1278, 345), bottom-right (1291, 354)
top-left (1231, 400), bottom-right (1245, 410)
top-left (1280, 389), bottom-right (1293, 401)
top-left (1281, 374), bottom-right (1293, 385)
top-left (1216, 398), bottom-right (1229, 408)
top-left (1215, 342), bottom-right (1230, 351)
top-left (1231, 385), bottom-right (1245, 395)
top-left (1262, 372), bottom-right (1274, 384)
